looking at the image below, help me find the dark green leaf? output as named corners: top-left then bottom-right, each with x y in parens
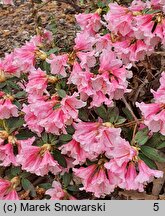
top-left (122, 107), bottom-right (134, 120)
top-left (57, 89), bottom-right (66, 98)
top-left (108, 107), bottom-right (119, 123)
top-left (21, 178), bottom-right (36, 197)
top-left (135, 128), bottom-right (149, 145)
top-left (53, 149), bottom-right (67, 168)
top-left (41, 132), bottom-right (48, 143)
top-left (0, 82), bottom-right (7, 88)
top-left (14, 91), bottom-right (27, 99)
top-left (53, 103), bottom-right (61, 110)
top-left (6, 117), bottom-right (25, 134)
top-left (59, 134), bottom-right (72, 142)
top-left (139, 153), bottom-right (157, 169)
top-left (95, 105), bottom-right (107, 120)
top-left (78, 109), bottom-right (88, 121)
top-left (66, 125), bottom-right (75, 135)
top-left (156, 142), bottom-right (165, 150)
top-left (6, 80), bottom-right (20, 90)
top-left (141, 146), bottom-right (165, 163)
top-left (39, 183), bottom-right (52, 190)
top-left (67, 185), bottom-right (80, 192)
top-left (16, 130), bottom-right (35, 140)
top-left (62, 173), bottom-right (72, 187)
top-left (46, 48), bottom-right (59, 55)
top-left (115, 116), bottom-right (126, 125)
top-left (10, 166), bottom-right (21, 177)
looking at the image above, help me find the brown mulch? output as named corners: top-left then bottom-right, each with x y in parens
top-left (0, 0), bottom-right (80, 57)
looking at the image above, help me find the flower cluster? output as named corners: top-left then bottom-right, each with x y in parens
top-left (0, 0), bottom-right (165, 200)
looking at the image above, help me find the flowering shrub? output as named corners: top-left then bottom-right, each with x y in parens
top-left (0, 0), bottom-right (165, 200)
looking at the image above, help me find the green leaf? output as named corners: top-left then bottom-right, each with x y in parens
top-left (46, 48), bottom-right (59, 55)
top-left (141, 146), bottom-right (165, 163)
top-left (10, 166), bottom-right (21, 177)
top-left (108, 107), bottom-right (119, 123)
top-left (39, 183), bottom-right (52, 190)
top-left (139, 153), bottom-right (157, 169)
top-left (0, 82), bottom-right (7, 88)
top-left (122, 107), bottom-right (134, 120)
top-left (67, 185), bottom-right (80, 192)
top-left (53, 149), bottom-right (67, 168)
top-left (41, 132), bottom-right (48, 143)
top-left (6, 80), bottom-right (20, 90)
top-left (57, 89), bottom-right (66, 98)
top-left (62, 173), bottom-right (72, 187)
top-left (156, 142), bottom-right (165, 150)
top-left (135, 128), bottom-right (149, 145)
top-left (66, 125), bottom-right (75, 135)
top-left (14, 91), bottom-right (27, 99)
top-left (6, 117), bottom-right (24, 134)
top-left (115, 116), bottom-right (126, 125)
top-left (21, 178), bottom-right (36, 197)
top-left (95, 105), bottom-right (107, 120)
top-left (78, 109), bottom-right (88, 121)
top-left (146, 133), bottom-right (162, 148)
top-left (59, 134), bottom-right (72, 142)
top-left (16, 130), bottom-right (35, 140)
top-left (53, 103), bottom-right (61, 110)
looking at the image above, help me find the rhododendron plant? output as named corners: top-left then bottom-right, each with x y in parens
top-left (0, 0), bottom-right (165, 200)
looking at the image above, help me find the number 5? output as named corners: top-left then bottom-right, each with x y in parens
top-left (153, 203), bottom-right (159, 211)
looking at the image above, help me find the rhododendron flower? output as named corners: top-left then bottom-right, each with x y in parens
top-left (135, 160), bottom-right (163, 184)
top-left (0, 140), bottom-right (18, 167)
top-left (0, 178), bottom-right (19, 200)
top-left (75, 13), bottom-right (101, 34)
top-left (26, 68), bottom-right (48, 96)
top-left (0, 53), bottom-right (19, 77)
top-left (74, 32), bottom-right (96, 51)
top-left (59, 139), bottom-right (93, 165)
top-left (61, 93), bottom-right (86, 120)
top-left (73, 121), bottom-right (121, 156)
top-left (1, 0), bottom-right (14, 5)
top-left (136, 102), bottom-right (165, 134)
top-left (76, 51), bottom-right (96, 69)
top-left (151, 72), bottom-right (165, 103)
top-left (104, 3), bottom-right (133, 36)
top-left (0, 98), bottom-right (18, 119)
top-left (74, 164), bottom-right (115, 197)
top-left (17, 143), bottom-right (61, 176)
top-left (47, 54), bottom-right (68, 77)
top-left (121, 162), bottom-right (144, 192)
top-left (14, 41), bottom-right (37, 72)
top-left (46, 181), bottom-right (76, 200)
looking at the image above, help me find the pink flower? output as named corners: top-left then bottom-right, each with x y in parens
top-left (135, 160), bottom-right (163, 184)
top-left (73, 121), bottom-right (121, 156)
top-left (151, 72), bottom-right (165, 103)
top-left (46, 181), bottom-right (76, 200)
top-left (74, 32), bottom-right (96, 51)
top-left (0, 98), bottom-right (18, 119)
top-left (26, 68), bottom-right (48, 96)
top-left (104, 3), bottom-right (133, 36)
top-left (0, 141), bottom-right (18, 167)
top-left (75, 13), bottom-right (101, 34)
top-left (14, 41), bottom-right (37, 72)
top-left (17, 143), bottom-right (61, 176)
top-left (22, 104), bottom-right (44, 136)
top-left (122, 162), bottom-right (144, 192)
top-left (47, 54), bottom-right (68, 77)
top-left (2, 0), bottom-right (14, 5)
top-left (110, 138), bottom-right (138, 166)
top-left (0, 178), bottom-right (19, 200)
top-left (3, 190), bottom-right (19, 200)
top-left (74, 164), bottom-right (115, 198)
top-left (61, 93), bottom-right (86, 120)
top-left (136, 102), bottom-right (161, 119)
top-left (76, 51), bottom-right (96, 69)
top-left (59, 139), bottom-right (93, 165)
